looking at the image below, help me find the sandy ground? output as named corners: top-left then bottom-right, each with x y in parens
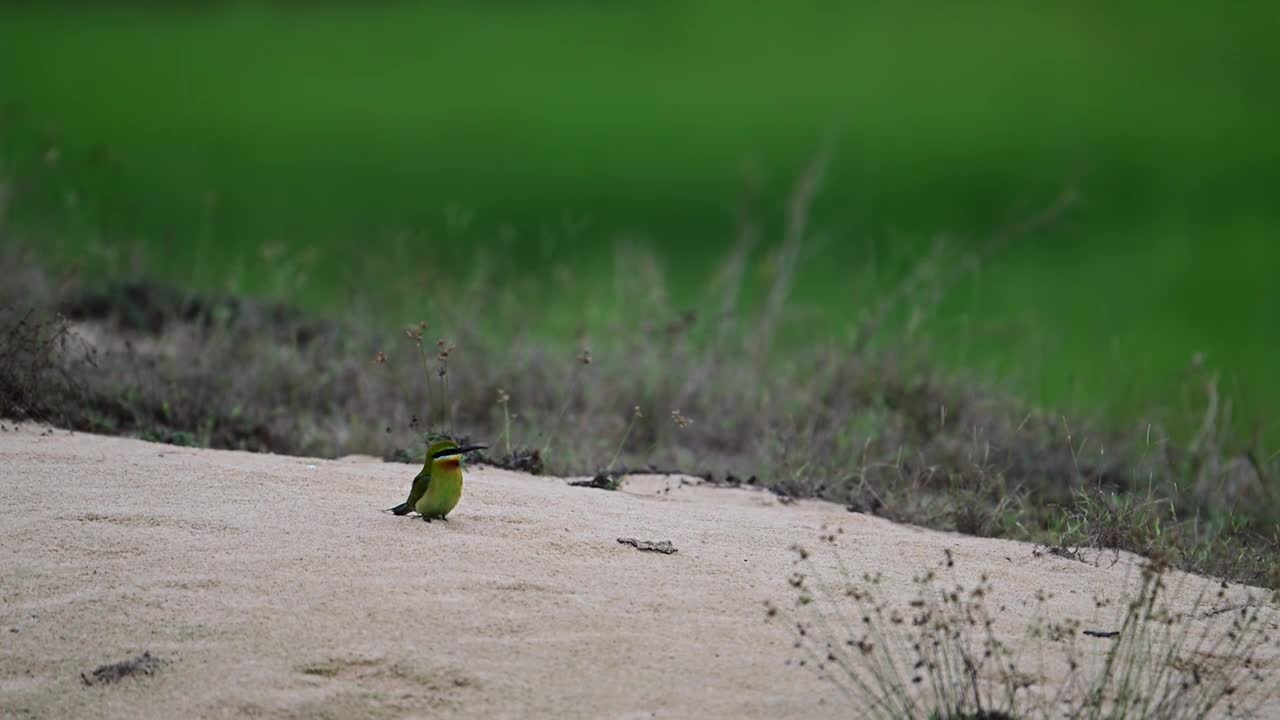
top-left (1, 424), bottom-right (1277, 719)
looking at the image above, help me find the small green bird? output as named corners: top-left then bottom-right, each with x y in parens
top-left (388, 439), bottom-right (486, 521)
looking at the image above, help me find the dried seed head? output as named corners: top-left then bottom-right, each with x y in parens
top-left (577, 348), bottom-right (592, 365)
top-left (671, 410), bottom-right (693, 428)
top-left (374, 351), bottom-right (387, 364)
top-left (436, 339), bottom-right (455, 362)
top-left (497, 388), bottom-right (510, 405)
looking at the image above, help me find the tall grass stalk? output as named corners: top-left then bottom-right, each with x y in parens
top-left (605, 405), bottom-right (642, 473)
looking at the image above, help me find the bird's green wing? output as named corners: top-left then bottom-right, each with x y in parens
top-left (389, 469), bottom-right (432, 515)
top-left (406, 469), bottom-right (432, 508)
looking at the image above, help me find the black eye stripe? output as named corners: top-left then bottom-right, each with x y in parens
top-left (431, 444), bottom-right (488, 459)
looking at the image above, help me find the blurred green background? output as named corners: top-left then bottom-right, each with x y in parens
top-left (2, 2), bottom-right (1277, 436)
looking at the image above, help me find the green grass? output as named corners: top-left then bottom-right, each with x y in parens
top-left (2, 1), bottom-right (1279, 436)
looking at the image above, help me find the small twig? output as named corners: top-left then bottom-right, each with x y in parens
top-left (1200, 601), bottom-right (1257, 619)
top-left (81, 651), bottom-right (165, 686)
top-left (617, 537), bottom-right (678, 554)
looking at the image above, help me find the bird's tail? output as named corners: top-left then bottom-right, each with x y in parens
top-left (387, 502), bottom-right (412, 515)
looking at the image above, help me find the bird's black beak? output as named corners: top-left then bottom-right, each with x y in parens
top-left (432, 444), bottom-right (488, 459)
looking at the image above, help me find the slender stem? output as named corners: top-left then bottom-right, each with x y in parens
top-left (438, 366), bottom-right (448, 432)
top-left (542, 364), bottom-right (582, 456)
top-left (416, 342), bottom-right (433, 432)
top-left (605, 412), bottom-right (639, 473)
top-left (445, 370), bottom-right (452, 430)
top-left (503, 404), bottom-right (512, 455)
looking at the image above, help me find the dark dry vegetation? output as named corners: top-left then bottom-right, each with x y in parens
top-left (1, 177), bottom-right (1277, 592)
top-left (775, 546), bottom-right (1276, 719)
